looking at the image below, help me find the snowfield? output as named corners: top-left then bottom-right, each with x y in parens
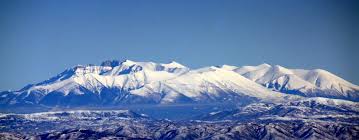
top-left (1, 60), bottom-right (357, 108)
top-left (0, 59), bottom-right (359, 139)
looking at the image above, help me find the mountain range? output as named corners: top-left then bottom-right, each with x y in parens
top-left (1, 59), bottom-right (359, 139)
top-left (220, 64), bottom-right (359, 101)
top-left (0, 59), bottom-right (358, 109)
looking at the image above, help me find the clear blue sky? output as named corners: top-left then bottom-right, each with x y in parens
top-left (0, 0), bottom-right (358, 90)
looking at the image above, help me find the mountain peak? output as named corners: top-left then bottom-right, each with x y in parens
top-left (162, 61), bottom-right (186, 68)
top-left (312, 69), bottom-right (331, 75)
top-left (259, 63), bottom-right (271, 67)
top-left (217, 64), bottom-right (238, 71)
top-left (121, 59), bottom-right (137, 66)
top-left (272, 65), bottom-right (293, 74)
top-left (100, 60), bottom-right (121, 67)
top-left (2, 60), bottom-right (359, 108)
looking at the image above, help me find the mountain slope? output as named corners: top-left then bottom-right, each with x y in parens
top-left (130, 66), bottom-right (300, 104)
top-left (221, 64), bottom-right (359, 101)
top-left (2, 111), bottom-right (358, 140)
top-left (0, 60), bottom-right (358, 108)
top-left (198, 97), bottom-right (359, 123)
top-left (0, 60), bottom-right (190, 107)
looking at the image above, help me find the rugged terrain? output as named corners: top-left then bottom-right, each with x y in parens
top-left (0, 109), bottom-right (358, 140)
top-left (0, 60), bottom-right (358, 139)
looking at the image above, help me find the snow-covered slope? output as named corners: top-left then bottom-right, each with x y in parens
top-left (0, 60), bottom-right (190, 106)
top-left (131, 66), bottom-right (300, 104)
top-left (0, 110), bottom-right (148, 121)
top-left (0, 60), bottom-right (358, 108)
top-left (224, 64), bottom-right (359, 101)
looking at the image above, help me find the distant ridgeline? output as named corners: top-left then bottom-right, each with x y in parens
top-left (0, 59), bottom-right (358, 110)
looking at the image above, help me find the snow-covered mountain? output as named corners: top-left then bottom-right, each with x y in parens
top-left (218, 64), bottom-right (359, 101)
top-left (0, 60), bottom-right (358, 108)
top-left (1, 60), bottom-right (359, 139)
top-left (0, 60), bottom-right (191, 106)
top-left (130, 66), bottom-right (299, 104)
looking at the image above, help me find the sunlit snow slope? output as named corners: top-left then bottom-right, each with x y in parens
top-left (219, 64), bottom-right (359, 101)
top-left (0, 60), bottom-right (358, 108)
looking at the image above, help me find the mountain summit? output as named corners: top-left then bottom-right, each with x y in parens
top-left (0, 60), bottom-right (358, 108)
top-left (231, 64), bottom-right (359, 101)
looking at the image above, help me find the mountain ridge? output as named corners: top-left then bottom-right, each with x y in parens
top-left (0, 60), bottom-right (358, 108)
top-left (225, 63), bottom-right (359, 101)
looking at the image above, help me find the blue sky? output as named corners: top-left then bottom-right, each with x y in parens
top-left (0, 0), bottom-right (358, 90)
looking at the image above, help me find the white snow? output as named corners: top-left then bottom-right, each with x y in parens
top-left (23, 60), bottom-right (189, 96)
top-left (161, 61), bottom-right (186, 68)
top-left (6, 60), bottom-right (358, 105)
top-left (131, 65), bottom-right (301, 103)
top-left (231, 64), bottom-right (359, 97)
